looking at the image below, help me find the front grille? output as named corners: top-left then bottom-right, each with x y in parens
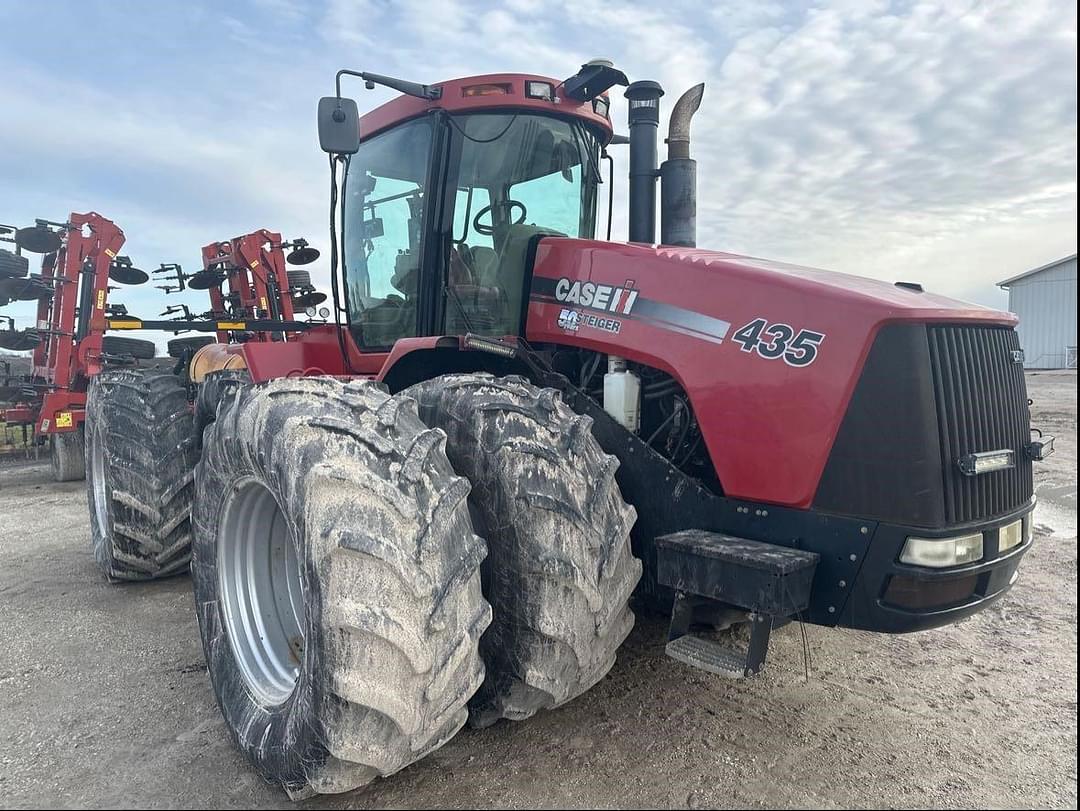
top-left (928, 325), bottom-right (1033, 524)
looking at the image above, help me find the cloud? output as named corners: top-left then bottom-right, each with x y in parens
top-left (0, 0), bottom-right (1075, 356)
top-left (685, 0), bottom-right (1077, 303)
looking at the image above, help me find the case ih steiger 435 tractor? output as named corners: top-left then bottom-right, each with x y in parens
top-left (81, 61), bottom-right (1052, 798)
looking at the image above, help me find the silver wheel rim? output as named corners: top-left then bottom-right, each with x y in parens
top-left (90, 429), bottom-right (109, 533)
top-left (218, 478), bottom-right (306, 706)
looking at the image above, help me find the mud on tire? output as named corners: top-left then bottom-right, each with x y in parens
top-left (406, 374), bottom-right (642, 727)
top-left (85, 369), bottom-right (197, 580)
top-left (191, 377), bottom-right (491, 798)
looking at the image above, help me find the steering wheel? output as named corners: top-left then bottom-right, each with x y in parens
top-left (473, 200), bottom-right (527, 236)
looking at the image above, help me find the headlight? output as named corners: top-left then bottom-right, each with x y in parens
top-left (958, 449), bottom-right (1015, 476)
top-left (999, 518), bottom-right (1024, 552)
top-left (525, 81), bottom-right (554, 101)
top-left (900, 533), bottom-right (983, 568)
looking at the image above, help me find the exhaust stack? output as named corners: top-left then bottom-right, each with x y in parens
top-left (660, 83), bottom-right (705, 248)
top-left (625, 80), bottom-right (664, 243)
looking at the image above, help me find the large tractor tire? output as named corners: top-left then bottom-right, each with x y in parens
top-left (101, 335), bottom-right (156, 360)
top-left (167, 335), bottom-right (215, 358)
top-left (286, 269), bottom-right (312, 290)
top-left (406, 374), bottom-right (642, 728)
top-left (191, 377), bottom-right (491, 798)
top-left (51, 427), bottom-right (86, 482)
top-left (0, 249), bottom-right (29, 279)
top-left (85, 369), bottom-right (198, 581)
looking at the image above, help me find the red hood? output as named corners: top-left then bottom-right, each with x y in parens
top-left (592, 240), bottom-right (1013, 325)
top-left (526, 237), bottom-right (1016, 509)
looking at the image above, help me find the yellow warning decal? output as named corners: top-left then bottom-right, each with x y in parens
top-left (105, 248), bottom-right (116, 258)
top-left (218, 321), bottom-right (246, 330)
top-left (55, 412), bottom-right (73, 428)
top-left (96, 289), bottom-right (106, 310)
top-left (249, 260), bottom-right (260, 269)
top-left (108, 319), bottom-right (142, 329)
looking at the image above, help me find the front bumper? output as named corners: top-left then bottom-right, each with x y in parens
top-left (838, 498), bottom-right (1036, 633)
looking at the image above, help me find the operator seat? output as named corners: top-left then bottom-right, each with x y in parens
top-left (494, 224), bottom-right (565, 323)
top-left (467, 246), bottom-right (499, 286)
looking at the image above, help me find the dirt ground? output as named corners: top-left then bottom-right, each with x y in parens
top-left (0, 371), bottom-right (1075, 810)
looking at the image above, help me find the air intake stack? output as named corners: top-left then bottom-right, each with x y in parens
top-left (625, 80), bottom-right (664, 243)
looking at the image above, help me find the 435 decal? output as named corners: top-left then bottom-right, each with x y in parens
top-left (732, 318), bottom-right (825, 367)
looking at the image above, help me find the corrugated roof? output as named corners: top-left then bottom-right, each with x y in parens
top-left (997, 253), bottom-right (1077, 287)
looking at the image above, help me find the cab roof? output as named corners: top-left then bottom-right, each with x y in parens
top-left (357, 73), bottom-right (614, 144)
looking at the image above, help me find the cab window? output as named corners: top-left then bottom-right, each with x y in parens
top-left (343, 118), bottom-right (433, 349)
top-left (443, 114), bottom-right (599, 337)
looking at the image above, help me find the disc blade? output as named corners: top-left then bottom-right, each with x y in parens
top-left (14, 225), bottom-right (62, 254)
top-left (292, 291), bottom-right (327, 308)
top-left (109, 264), bottom-right (150, 285)
top-left (286, 246), bottom-right (320, 266)
top-left (187, 269), bottom-right (226, 290)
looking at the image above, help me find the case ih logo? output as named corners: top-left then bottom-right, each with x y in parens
top-left (554, 278), bottom-right (639, 315)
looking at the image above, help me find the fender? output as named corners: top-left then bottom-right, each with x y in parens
top-left (234, 325), bottom-right (367, 381)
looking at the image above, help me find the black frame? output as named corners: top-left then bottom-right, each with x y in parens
top-left (560, 378), bottom-right (1035, 634)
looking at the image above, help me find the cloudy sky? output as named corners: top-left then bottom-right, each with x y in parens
top-left (1, 0), bottom-right (1075, 341)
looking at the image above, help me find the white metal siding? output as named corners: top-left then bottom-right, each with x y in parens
top-left (1006, 257), bottom-right (1077, 368)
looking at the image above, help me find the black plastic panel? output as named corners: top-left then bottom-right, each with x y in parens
top-left (814, 324), bottom-right (946, 527)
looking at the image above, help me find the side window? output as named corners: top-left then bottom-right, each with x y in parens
top-left (343, 119), bottom-right (432, 349)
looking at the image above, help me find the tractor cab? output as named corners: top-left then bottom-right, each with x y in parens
top-left (320, 69), bottom-right (619, 351)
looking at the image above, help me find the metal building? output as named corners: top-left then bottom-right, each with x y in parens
top-left (997, 254), bottom-right (1077, 369)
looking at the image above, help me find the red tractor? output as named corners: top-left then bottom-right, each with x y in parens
top-left (83, 61), bottom-right (1052, 798)
top-left (0, 213), bottom-right (156, 480)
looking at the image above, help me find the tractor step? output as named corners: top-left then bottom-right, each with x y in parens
top-left (665, 634), bottom-right (747, 678)
top-left (656, 530), bottom-right (820, 678)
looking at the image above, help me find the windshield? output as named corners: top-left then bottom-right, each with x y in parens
top-left (342, 112), bottom-right (599, 348)
top-left (445, 113), bottom-right (599, 336)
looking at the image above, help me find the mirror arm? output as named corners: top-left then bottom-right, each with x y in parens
top-left (335, 69), bottom-right (442, 101)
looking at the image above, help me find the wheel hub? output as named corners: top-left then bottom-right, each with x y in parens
top-left (218, 478), bottom-right (306, 706)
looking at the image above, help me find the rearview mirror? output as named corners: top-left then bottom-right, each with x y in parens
top-left (318, 96), bottom-right (360, 154)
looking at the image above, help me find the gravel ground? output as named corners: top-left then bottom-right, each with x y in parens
top-left (0, 371), bottom-right (1075, 810)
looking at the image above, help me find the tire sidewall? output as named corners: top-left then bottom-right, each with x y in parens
top-left (191, 407), bottom-right (327, 793)
top-left (84, 400), bottom-right (117, 572)
top-left (51, 427), bottom-right (85, 482)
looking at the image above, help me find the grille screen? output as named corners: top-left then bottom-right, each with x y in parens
top-left (927, 326), bottom-right (1033, 524)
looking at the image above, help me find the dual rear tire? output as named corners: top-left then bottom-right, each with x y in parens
top-left (406, 374), bottom-right (641, 727)
top-left (191, 377), bottom-right (491, 797)
top-left (86, 371), bottom-right (639, 797)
